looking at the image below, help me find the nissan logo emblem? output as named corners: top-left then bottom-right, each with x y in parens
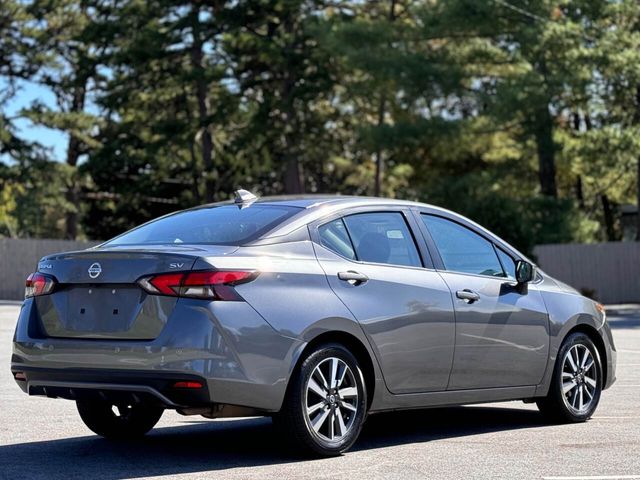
top-left (88, 263), bottom-right (102, 279)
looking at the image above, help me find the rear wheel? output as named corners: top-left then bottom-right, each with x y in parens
top-left (537, 332), bottom-right (602, 423)
top-left (77, 400), bottom-right (163, 439)
top-left (274, 343), bottom-right (367, 457)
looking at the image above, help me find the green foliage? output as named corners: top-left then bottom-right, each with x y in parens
top-left (0, 158), bottom-right (71, 238)
top-left (421, 171), bottom-right (599, 256)
top-left (1, 0), bottom-right (639, 250)
top-left (0, 181), bottom-right (20, 237)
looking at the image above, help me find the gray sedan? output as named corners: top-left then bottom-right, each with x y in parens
top-left (11, 192), bottom-right (616, 456)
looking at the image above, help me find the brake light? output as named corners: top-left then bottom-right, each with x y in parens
top-left (172, 381), bottom-right (203, 389)
top-left (25, 273), bottom-right (56, 298)
top-left (138, 270), bottom-right (258, 300)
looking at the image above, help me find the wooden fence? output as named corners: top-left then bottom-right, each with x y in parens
top-left (0, 238), bottom-right (98, 300)
top-left (534, 242), bottom-right (640, 304)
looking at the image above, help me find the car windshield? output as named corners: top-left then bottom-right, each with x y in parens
top-left (103, 204), bottom-right (302, 246)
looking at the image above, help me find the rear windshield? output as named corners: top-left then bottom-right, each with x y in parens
top-left (104, 204), bottom-right (302, 246)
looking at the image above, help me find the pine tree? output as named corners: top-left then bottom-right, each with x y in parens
top-left (18, 0), bottom-right (110, 239)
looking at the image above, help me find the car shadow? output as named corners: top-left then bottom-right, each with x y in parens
top-left (0, 405), bottom-right (546, 479)
top-left (355, 405), bottom-right (544, 451)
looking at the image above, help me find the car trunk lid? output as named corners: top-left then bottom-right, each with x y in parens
top-left (33, 245), bottom-right (237, 339)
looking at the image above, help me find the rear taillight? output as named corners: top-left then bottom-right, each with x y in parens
top-left (25, 273), bottom-right (56, 298)
top-left (172, 381), bottom-right (203, 389)
top-left (137, 270), bottom-right (258, 300)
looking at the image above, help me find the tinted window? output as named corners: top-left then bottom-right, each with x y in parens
top-left (105, 205), bottom-right (301, 246)
top-left (343, 212), bottom-right (421, 267)
top-left (422, 215), bottom-right (504, 277)
top-left (496, 248), bottom-right (516, 279)
top-left (318, 219), bottom-right (356, 260)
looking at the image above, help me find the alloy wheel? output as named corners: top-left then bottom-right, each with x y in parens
top-left (304, 356), bottom-right (359, 443)
top-left (561, 344), bottom-right (598, 414)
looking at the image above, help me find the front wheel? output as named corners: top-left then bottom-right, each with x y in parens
top-left (77, 400), bottom-right (163, 439)
top-left (274, 343), bottom-right (368, 457)
top-left (537, 332), bottom-right (602, 423)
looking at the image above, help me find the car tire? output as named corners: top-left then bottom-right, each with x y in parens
top-left (274, 343), bottom-right (368, 457)
top-left (536, 332), bottom-right (602, 423)
top-left (76, 400), bottom-right (163, 439)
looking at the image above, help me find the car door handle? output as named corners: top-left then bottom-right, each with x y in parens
top-left (338, 271), bottom-right (369, 285)
top-left (456, 289), bottom-right (480, 303)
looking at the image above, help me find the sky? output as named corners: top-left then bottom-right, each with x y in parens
top-left (2, 78), bottom-right (68, 162)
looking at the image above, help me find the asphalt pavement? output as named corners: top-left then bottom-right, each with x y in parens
top-left (1, 302), bottom-right (639, 480)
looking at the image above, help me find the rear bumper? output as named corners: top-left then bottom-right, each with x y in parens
top-left (12, 297), bottom-right (301, 412)
top-left (11, 366), bottom-right (210, 408)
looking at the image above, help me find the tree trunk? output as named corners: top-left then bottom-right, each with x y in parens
top-left (636, 158), bottom-right (640, 241)
top-left (635, 85), bottom-right (640, 241)
top-left (373, 0), bottom-right (397, 197)
top-left (533, 103), bottom-right (557, 198)
top-left (575, 175), bottom-right (585, 209)
top-left (284, 154), bottom-right (304, 194)
top-left (281, 92), bottom-right (305, 193)
top-left (570, 112), bottom-right (585, 210)
top-left (281, 16), bottom-right (305, 194)
top-left (182, 88), bottom-right (202, 204)
top-left (601, 194), bottom-right (616, 241)
top-left (373, 93), bottom-right (386, 197)
top-left (64, 80), bottom-right (87, 240)
top-left (190, 5), bottom-right (215, 203)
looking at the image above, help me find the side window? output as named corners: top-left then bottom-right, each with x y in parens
top-left (421, 214), bottom-right (504, 277)
top-left (343, 212), bottom-right (421, 267)
top-left (496, 248), bottom-right (516, 279)
top-left (318, 218), bottom-right (356, 260)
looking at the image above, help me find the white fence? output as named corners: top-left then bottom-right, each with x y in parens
top-left (0, 238), bottom-right (98, 300)
top-left (534, 242), bottom-right (640, 304)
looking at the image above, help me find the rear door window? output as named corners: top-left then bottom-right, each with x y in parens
top-left (318, 218), bottom-right (356, 260)
top-left (343, 212), bottom-right (422, 267)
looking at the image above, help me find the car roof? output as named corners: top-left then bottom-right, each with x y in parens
top-left (201, 194), bottom-right (435, 213)
top-left (176, 193), bottom-right (533, 264)
top-left (253, 194), bottom-right (426, 209)
top-left (252, 195), bottom-right (442, 235)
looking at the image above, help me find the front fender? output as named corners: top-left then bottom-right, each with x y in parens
top-left (535, 290), bottom-right (616, 395)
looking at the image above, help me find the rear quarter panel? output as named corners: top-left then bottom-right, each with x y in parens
top-left (195, 240), bottom-right (386, 406)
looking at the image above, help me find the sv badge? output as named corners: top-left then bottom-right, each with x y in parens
top-left (169, 263), bottom-right (184, 269)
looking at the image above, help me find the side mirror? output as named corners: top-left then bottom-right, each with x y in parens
top-left (515, 260), bottom-right (536, 284)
